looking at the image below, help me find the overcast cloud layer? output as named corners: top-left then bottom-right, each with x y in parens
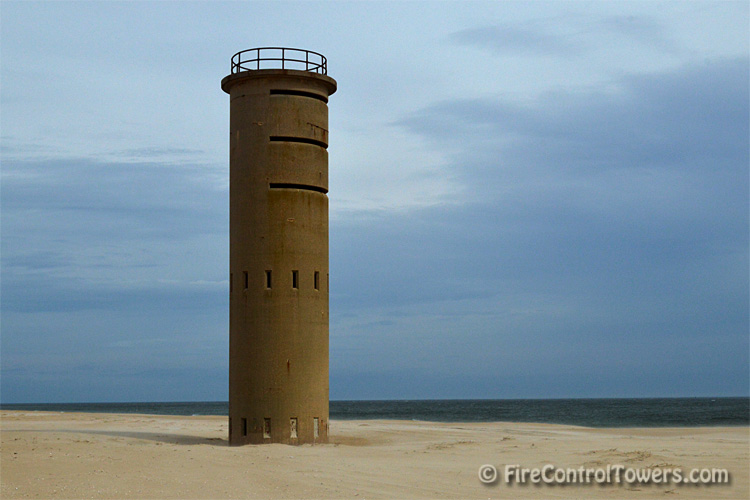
top-left (1, 1), bottom-right (748, 402)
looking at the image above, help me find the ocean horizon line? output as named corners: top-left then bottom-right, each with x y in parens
top-left (2, 395), bottom-right (748, 406)
top-left (2, 398), bottom-right (747, 428)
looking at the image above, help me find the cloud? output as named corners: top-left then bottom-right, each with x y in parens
top-left (397, 57), bottom-right (748, 198)
top-left (1, 154), bottom-right (230, 401)
top-left (114, 146), bottom-right (207, 159)
top-left (328, 57), bottom-right (749, 398)
top-left (449, 14), bottom-right (679, 58)
top-left (450, 24), bottom-right (580, 56)
top-left (2, 156), bottom-right (228, 311)
top-left (603, 14), bottom-right (669, 44)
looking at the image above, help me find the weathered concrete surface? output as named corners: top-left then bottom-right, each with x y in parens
top-left (222, 69), bottom-right (337, 445)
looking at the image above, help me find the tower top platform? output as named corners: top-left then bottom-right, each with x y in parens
top-left (221, 47), bottom-right (336, 95)
top-left (229, 47), bottom-right (328, 75)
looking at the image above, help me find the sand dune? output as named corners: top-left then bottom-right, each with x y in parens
top-left (1, 411), bottom-right (747, 499)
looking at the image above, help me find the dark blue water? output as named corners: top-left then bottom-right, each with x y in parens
top-left (2, 398), bottom-right (747, 427)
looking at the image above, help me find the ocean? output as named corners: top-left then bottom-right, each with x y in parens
top-left (1, 398), bottom-right (747, 427)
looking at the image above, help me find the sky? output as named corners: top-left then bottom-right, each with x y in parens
top-left (1, 1), bottom-right (748, 403)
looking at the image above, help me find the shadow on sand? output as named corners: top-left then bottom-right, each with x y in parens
top-left (13, 428), bottom-right (372, 447)
top-left (78, 430), bottom-right (229, 446)
top-left (11, 428), bottom-right (229, 446)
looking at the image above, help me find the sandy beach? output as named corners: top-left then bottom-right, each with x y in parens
top-left (1, 411), bottom-right (747, 499)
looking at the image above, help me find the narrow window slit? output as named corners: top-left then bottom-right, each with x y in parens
top-left (243, 271), bottom-right (248, 290)
top-left (241, 418), bottom-right (247, 437)
top-left (270, 89), bottom-right (328, 103)
top-left (292, 270), bottom-right (299, 289)
top-left (269, 182), bottom-right (328, 194)
top-left (265, 270), bottom-right (272, 289)
top-left (263, 418), bottom-right (271, 439)
top-left (269, 136), bottom-right (327, 149)
top-left (314, 271), bottom-right (320, 290)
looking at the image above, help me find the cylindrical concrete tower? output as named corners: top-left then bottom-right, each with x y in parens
top-left (221, 48), bottom-right (336, 445)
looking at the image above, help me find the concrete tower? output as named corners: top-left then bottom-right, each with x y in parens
top-left (221, 48), bottom-right (336, 445)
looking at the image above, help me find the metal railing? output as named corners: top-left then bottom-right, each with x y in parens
top-left (230, 47), bottom-right (327, 75)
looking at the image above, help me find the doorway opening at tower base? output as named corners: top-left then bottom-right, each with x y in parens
top-left (263, 418), bottom-right (271, 439)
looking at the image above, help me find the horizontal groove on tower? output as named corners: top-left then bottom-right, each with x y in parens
top-left (269, 182), bottom-right (328, 194)
top-left (270, 89), bottom-right (328, 103)
top-left (269, 136), bottom-right (328, 149)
